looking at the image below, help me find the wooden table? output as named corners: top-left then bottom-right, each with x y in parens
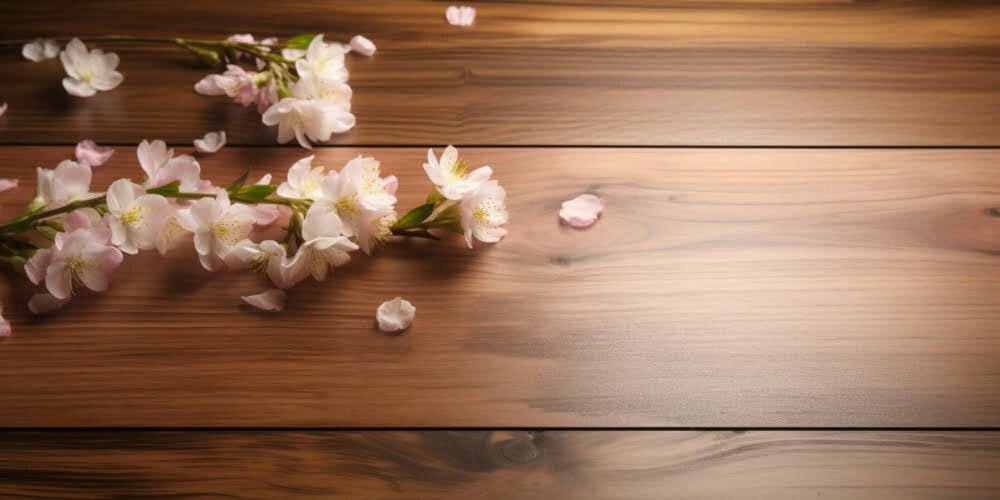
top-left (1, 1), bottom-right (998, 497)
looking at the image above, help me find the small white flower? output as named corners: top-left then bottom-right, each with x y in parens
top-left (460, 180), bottom-right (509, 248)
top-left (293, 72), bottom-right (353, 107)
top-left (423, 145), bottom-right (492, 200)
top-left (155, 205), bottom-right (191, 256)
top-left (74, 139), bottom-right (114, 167)
top-left (276, 155), bottom-right (327, 199)
top-left (224, 239), bottom-right (294, 288)
top-left (194, 130), bottom-right (226, 154)
top-left (376, 297), bottom-right (415, 333)
top-left (284, 205), bottom-right (358, 283)
top-left (59, 38), bottom-right (124, 97)
top-left (22, 38), bottom-right (60, 62)
top-left (104, 179), bottom-right (169, 254)
top-left (178, 189), bottom-right (256, 271)
top-left (261, 97), bottom-right (355, 149)
top-left (241, 288), bottom-right (287, 312)
top-left (559, 194), bottom-right (605, 228)
top-left (294, 35), bottom-right (349, 83)
top-left (314, 156), bottom-right (397, 239)
top-left (348, 35), bottom-right (376, 56)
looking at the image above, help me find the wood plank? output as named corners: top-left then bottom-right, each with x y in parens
top-left (1, 431), bottom-right (998, 498)
top-left (2, 1), bottom-right (1000, 146)
top-left (0, 146), bottom-right (998, 426)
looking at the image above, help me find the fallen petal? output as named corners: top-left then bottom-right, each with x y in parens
top-left (0, 102), bottom-right (6, 117)
top-left (242, 288), bottom-right (287, 312)
top-left (75, 139), bottom-right (115, 167)
top-left (447, 5), bottom-right (476, 26)
top-left (194, 130), bottom-right (227, 154)
top-left (559, 193), bottom-right (605, 228)
top-left (28, 293), bottom-right (71, 315)
top-left (0, 178), bottom-right (17, 192)
top-left (376, 297), bottom-right (416, 333)
top-left (0, 304), bottom-right (10, 338)
top-left (349, 35), bottom-right (377, 56)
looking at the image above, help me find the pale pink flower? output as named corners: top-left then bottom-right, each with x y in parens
top-left (0, 303), bottom-right (11, 338)
top-left (194, 131), bottom-right (226, 154)
top-left (423, 145), bottom-right (492, 200)
top-left (75, 139), bottom-right (115, 167)
top-left (446, 6), bottom-right (476, 26)
top-left (60, 38), bottom-right (124, 97)
top-left (0, 178), bottom-right (17, 192)
top-left (155, 204), bottom-right (191, 256)
top-left (137, 139), bottom-right (204, 190)
top-left (35, 160), bottom-right (96, 208)
top-left (177, 189), bottom-right (256, 271)
top-left (193, 65), bottom-right (259, 106)
top-left (314, 156), bottom-right (397, 239)
top-left (242, 288), bottom-right (287, 312)
top-left (28, 293), bottom-right (70, 315)
top-left (376, 297), bottom-right (415, 332)
top-left (348, 35), bottom-right (376, 56)
top-left (293, 72), bottom-right (353, 107)
top-left (460, 180), bottom-right (508, 248)
top-left (22, 38), bottom-right (60, 62)
top-left (356, 208), bottom-right (397, 255)
top-left (261, 97), bottom-right (355, 149)
top-left (225, 239), bottom-right (294, 288)
top-left (294, 35), bottom-right (349, 83)
top-left (559, 194), bottom-right (605, 228)
top-left (28, 217), bottom-right (124, 300)
top-left (276, 155), bottom-right (327, 199)
top-left (284, 205), bottom-right (358, 283)
top-left (104, 179), bottom-right (169, 254)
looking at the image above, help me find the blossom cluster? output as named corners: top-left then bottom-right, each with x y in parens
top-left (21, 33), bottom-right (375, 149)
top-left (0, 141), bottom-right (508, 331)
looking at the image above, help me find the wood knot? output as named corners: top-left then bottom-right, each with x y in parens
top-left (987, 207), bottom-right (1000, 217)
top-left (485, 431), bottom-right (542, 465)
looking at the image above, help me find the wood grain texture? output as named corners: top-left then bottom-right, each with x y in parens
top-left (2, 1), bottom-right (1000, 146)
top-left (1, 431), bottom-right (998, 498)
top-left (0, 146), bottom-right (997, 427)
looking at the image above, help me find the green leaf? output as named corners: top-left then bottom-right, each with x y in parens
top-left (234, 184), bottom-right (276, 203)
top-left (426, 189), bottom-right (444, 205)
top-left (227, 170), bottom-right (250, 193)
top-left (395, 203), bottom-right (435, 230)
top-left (285, 34), bottom-right (318, 50)
top-left (146, 180), bottom-right (181, 196)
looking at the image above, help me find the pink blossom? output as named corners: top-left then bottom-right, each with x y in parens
top-left (446, 6), bottom-right (476, 26)
top-left (559, 194), bottom-right (605, 228)
top-left (60, 38), bottom-right (123, 97)
top-left (137, 139), bottom-right (204, 190)
top-left (35, 160), bottom-right (96, 208)
top-left (460, 180), bottom-right (508, 248)
top-left (75, 139), bottom-right (115, 167)
top-left (26, 215), bottom-right (124, 300)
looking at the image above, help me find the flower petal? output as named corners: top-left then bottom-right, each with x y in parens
top-left (28, 293), bottom-right (71, 315)
top-left (62, 77), bottom-right (96, 97)
top-left (194, 130), bottom-right (226, 154)
top-left (0, 305), bottom-right (9, 338)
top-left (0, 102), bottom-right (6, 117)
top-left (0, 178), bottom-right (17, 192)
top-left (559, 193), bottom-right (605, 228)
top-left (241, 288), bottom-right (287, 312)
top-left (349, 35), bottom-right (376, 56)
top-left (376, 297), bottom-right (416, 333)
top-left (75, 139), bottom-right (115, 167)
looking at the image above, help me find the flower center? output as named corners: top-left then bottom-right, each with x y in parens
top-left (120, 206), bottom-right (144, 227)
top-left (337, 195), bottom-right (359, 217)
top-left (212, 220), bottom-right (242, 245)
top-left (248, 252), bottom-right (272, 274)
top-left (66, 255), bottom-right (94, 292)
top-left (447, 158), bottom-right (469, 183)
